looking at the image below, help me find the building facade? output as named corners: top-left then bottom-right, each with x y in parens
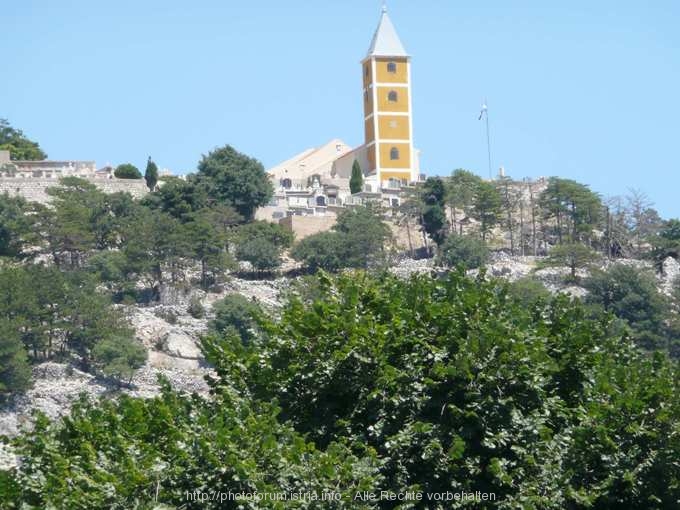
top-left (263, 7), bottom-right (421, 220)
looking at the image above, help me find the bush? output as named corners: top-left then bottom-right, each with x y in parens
top-left (0, 319), bottom-right (31, 396)
top-left (290, 231), bottom-right (346, 272)
top-left (235, 237), bottom-right (281, 272)
top-left (113, 163), bottom-right (142, 179)
top-left (187, 296), bottom-right (205, 319)
top-left (507, 275), bottom-right (551, 307)
top-left (585, 263), bottom-right (670, 351)
top-left (92, 336), bottom-right (147, 383)
top-left (233, 271), bottom-right (680, 508)
top-left (436, 234), bottom-right (488, 268)
top-left (210, 294), bottom-right (262, 344)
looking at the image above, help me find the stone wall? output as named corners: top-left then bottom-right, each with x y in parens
top-left (279, 214), bottom-right (337, 240)
top-left (0, 178), bottom-right (149, 203)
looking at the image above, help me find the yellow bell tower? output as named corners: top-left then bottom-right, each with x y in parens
top-left (362, 6), bottom-right (416, 186)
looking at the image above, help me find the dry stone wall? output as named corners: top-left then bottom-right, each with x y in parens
top-left (0, 178), bottom-right (149, 203)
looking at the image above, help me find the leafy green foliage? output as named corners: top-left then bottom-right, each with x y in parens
top-left (539, 177), bottom-right (603, 244)
top-left (196, 145), bottom-right (273, 220)
top-left (585, 264), bottom-right (671, 351)
top-left (540, 242), bottom-right (600, 282)
top-left (3, 271), bottom-right (680, 508)
top-left (333, 205), bottom-right (392, 268)
top-left (293, 206), bottom-right (392, 272)
top-left (235, 236), bottom-right (282, 272)
top-left (447, 169), bottom-right (482, 233)
top-left (231, 271), bottom-right (680, 509)
top-left (420, 177), bottom-right (448, 245)
top-left (651, 218), bottom-right (680, 270)
top-left (233, 220), bottom-right (293, 273)
top-left (0, 264), bottom-right (144, 382)
top-left (4, 382), bottom-right (380, 509)
top-left (291, 231), bottom-right (346, 272)
top-left (470, 180), bottom-right (502, 241)
top-left (0, 319), bottom-right (31, 396)
top-left (113, 163), bottom-right (142, 179)
top-left (141, 176), bottom-right (209, 221)
top-left (506, 276), bottom-right (551, 308)
top-left (350, 159), bottom-right (363, 194)
top-left (0, 193), bottom-right (31, 258)
top-left (436, 234), bottom-right (489, 269)
top-left (144, 156), bottom-right (159, 190)
top-left (210, 294), bottom-right (263, 344)
top-left (92, 336), bottom-right (147, 383)
top-left (0, 119), bottom-right (47, 160)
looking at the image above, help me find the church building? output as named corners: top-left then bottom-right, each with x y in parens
top-left (265, 7), bottom-right (421, 218)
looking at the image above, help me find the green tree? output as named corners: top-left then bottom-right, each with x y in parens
top-left (144, 156), bottom-right (159, 190)
top-left (233, 220), bottom-right (294, 274)
top-left (235, 236), bottom-right (282, 273)
top-left (92, 336), bottom-right (147, 384)
top-left (349, 159), bottom-right (363, 194)
top-left (0, 118), bottom-right (47, 160)
top-left (210, 294), bottom-right (263, 344)
top-left (0, 318), bottom-right (31, 396)
top-left (447, 169), bottom-right (482, 234)
top-left (141, 176), bottom-right (209, 221)
top-left (436, 234), bottom-right (488, 269)
top-left (291, 231), bottom-right (346, 272)
top-left (186, 210), bottom-right (235, 288)
top-left (420, 177), bottom-right (448, 246)
top-left (113, 163), bottom-right (142, 179)
top-left (470, 180), bottom-right (502, 241)
top-left (506, 275), bottom-right (551, 308)
top-left (651, 218), bottom-right (680, 271)
top-left (540, 242), bottom-right (600, 282)
top-left (237, 271), bottom-right (680, 508)
top-left (0, 193), bottom-right (31, 258)
top-left (333, 205), bottom-right (392, 268)
top-left (122, 208), bottom-right (192, 299)
top-left (196, 145), bottom-right (273, 220)
top-left (539, 177), bottom-right (603, 244)
top-left (585, 264), bottom-right (670, 351)
top-left (235, 220), bottom-right (294, 249)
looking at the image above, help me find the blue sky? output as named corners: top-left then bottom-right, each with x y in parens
top-left (2, 1), bottom-right (679, 217)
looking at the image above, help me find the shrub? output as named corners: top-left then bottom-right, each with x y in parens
top-left (210, 294), bottom-right (262, 344)
top-left (436, 234), bottom-right (488, 268)
top-left (113, 163), bottom-right (142, 179)
top-left (290, 231), bottom-right (346, 272)
top-left (187, 296), bottom-right (205, 319)
top-left (92, 336), bottom-right (147, 383)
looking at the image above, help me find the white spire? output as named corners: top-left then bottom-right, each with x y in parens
top-left (366, 7), bottom-right (408, 58)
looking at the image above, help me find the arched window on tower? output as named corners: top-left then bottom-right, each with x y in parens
top-left (387, 62), bottom-right (397, 73)
top-left (387, 90), bottom-right (398, 102)
top-left (390, 147), bottom-right (400, 160)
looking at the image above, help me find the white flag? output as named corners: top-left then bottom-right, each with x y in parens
top-left (478, 102), bottom-right (487, 121)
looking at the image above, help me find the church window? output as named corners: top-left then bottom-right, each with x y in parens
top-left (388, 90), bottom-right (398, 102)
top-left (281, 178), bottom-right (292, 189)
top-left (390, 147), bottom-right (400, 160)
top-left (387, 62), bottom-right (397, 73)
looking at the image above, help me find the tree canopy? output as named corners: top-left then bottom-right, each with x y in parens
top-left (196, 145), bottom-right (273, 220)
top-left (113, 163), bottom-right (142, 179)
top-left (0, 119), bottom-right (47, 161)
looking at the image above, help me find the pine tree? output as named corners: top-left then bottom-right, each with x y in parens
top-left (144, 157), bottom-right (159, 191)
top-left (349, 159), bottom-right (363, 194)
top-left (0, 318), bottom-right (31, 396)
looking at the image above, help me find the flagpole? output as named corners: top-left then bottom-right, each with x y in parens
top-left (484, 99), bottom-right (492, 180)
